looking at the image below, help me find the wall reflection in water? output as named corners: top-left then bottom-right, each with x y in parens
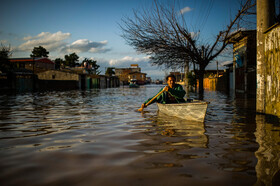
top-left (227, 95), bottom-right (280, 185)
top-left (255, 115), bottom-right (280, 185)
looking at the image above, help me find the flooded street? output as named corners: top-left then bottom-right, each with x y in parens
top-left (0, 85), bottom-right (279, 186)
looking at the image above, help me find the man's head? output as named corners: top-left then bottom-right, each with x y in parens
top-left (166, 74), bottom-right (176, 88)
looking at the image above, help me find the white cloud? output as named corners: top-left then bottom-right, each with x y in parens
top-left (0, 40), bottom-right (8, 44)
top-left (179, 6), bottom-right (192, 14)
top-left (220, 60), bottom-right (232, 66)
top-left (16, 31), bottom-right (111, 55)
top-left (109, 56), bottom-right (149, 66)
top-left (61, 39), bottom-right (110, 54)
top-left (17, 31), bottom-right (71, 52)
top-left (206, 60), bottom-right (230, 70)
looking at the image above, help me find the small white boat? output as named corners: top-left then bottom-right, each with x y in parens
top-left (157, 101), bottom-right (209, 122)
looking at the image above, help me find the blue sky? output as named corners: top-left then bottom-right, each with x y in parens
top-left (1, 0), bottom-right (245, 80)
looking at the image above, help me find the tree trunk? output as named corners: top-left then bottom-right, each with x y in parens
top-left (194, 63), bottom-right (197, 93)
top-left (184, 61), bottom-right (189, 97)
top-left (198, 68), bottom-right (205, 100)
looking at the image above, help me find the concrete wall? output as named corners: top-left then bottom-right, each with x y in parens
top-left (264, 23), bottom-right (280, 117)
top-left (0, 73), bottom-right (35, 93)
top-left (37, 80), bottom-right (79, 91)
top-left (37, 70), bottom-right (79, 81)
top-left (256, 0), bottom-right (275, 113)
top-left (1, 70), bottom-right (120, 92)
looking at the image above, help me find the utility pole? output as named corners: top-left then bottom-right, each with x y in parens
top-left (256, 0), bottom-right (275, 113)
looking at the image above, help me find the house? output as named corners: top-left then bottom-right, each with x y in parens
top-left (227, 30), bottom-right (257, 96)
top-left (115, 64), bottom-right (147, 85)
top-left (36, 70), bottom-right (80, 90)
top-left (36, 70), bottom-right (120, 90)
top-left (9, 57), bottom-right (55, 73)
top-left (128, 71), bottom-right (146, 85)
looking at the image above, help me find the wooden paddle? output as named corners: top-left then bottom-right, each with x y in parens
top-left (138, 88), bottom-right (165, 112)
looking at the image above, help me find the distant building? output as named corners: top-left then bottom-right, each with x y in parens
top-left (146, 77), bottom-right (151, 84)
top-left (36, 69), bottom-right (119, 90)
top-left (227, 30), bottom-right (257, 96)
top-left (128, 71), bottom-right (146, 85)
top-left (130, 64), bottom-right (141, 72)
top-left (115, 64), bottom-right (147, 85)
top-left (9, 57), bottom-right (55, 73)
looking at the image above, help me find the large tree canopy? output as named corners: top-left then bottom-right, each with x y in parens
top-left (54, 58), bottom-right (64, 70)
top-left (30, 46), bottom-right (49, 58)
top-left (82, 58), bottom-right (100, 74)
top-left (64, 53), bottom-right (79, 67)
top-left (0, 43), bottom-right (13, 72)
top-left (105, 67), bottom-right (115, 76)
top-left (120, 0), bottom-right (255, 97)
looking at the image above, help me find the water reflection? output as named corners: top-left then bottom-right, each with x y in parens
top-left (255, 115), bottom-right (280, 185)
top-left (154, 112), bottom-right (208, 148)
top-left (0, 87), bottom-right (280, 185)
top-left (134, 112), bottom-right (209, 172)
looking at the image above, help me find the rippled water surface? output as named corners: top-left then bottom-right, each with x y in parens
top-left (0, 85), bottom-right (280, 186)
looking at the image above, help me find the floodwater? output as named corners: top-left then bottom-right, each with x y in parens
top-left (0, 85), bottom-right (279, 186)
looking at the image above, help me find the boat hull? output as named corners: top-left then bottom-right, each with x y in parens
top-left (157, 101), bottom-right (208, 122)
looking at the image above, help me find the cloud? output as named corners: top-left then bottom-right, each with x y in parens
top-left (96, 55), bottom-right (164, 79)
top-left (16, 31), bottom-right (111, 55)
top-left (109, 55), bottom-right (150, 66)
top-left (61, 39), bottom-right (110, 54)
top-left (0, 40), bottom-right (8, 44)
top-left (220, 60), bottom-right (232, 67)
top-left (179, 6), bottom-right (192, 14)
top-left (206, 60), bottom-right (230, 70)
top-left (17, 31), bottom-right (71, 52)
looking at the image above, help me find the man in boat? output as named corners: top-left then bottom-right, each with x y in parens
top-left (138, 74), bottom-right (186, 111)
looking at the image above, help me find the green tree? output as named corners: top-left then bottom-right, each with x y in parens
top-left (0, 43), bottom-right (13, 72)
top-left (105, 67), bottom-right (115, 76)
top-left (82, 58), bottom-right (100, 74)
top-left (64, 53), bottom-right (79, 67)
top-left (54, 58), bottom-right (64, 69)
top-left (30, 46), bottom-right (49, 58)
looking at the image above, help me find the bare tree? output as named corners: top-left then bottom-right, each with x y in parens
top-left (120, 0), bottom-right (255, 98)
